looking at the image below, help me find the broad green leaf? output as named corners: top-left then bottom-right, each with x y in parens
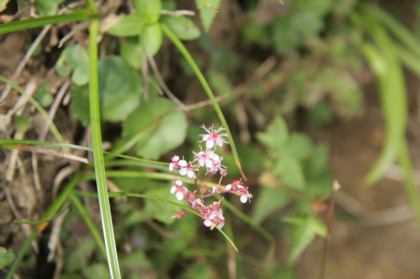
top-left (180, 262), bottom-right (213, 279)
top-left (35, 0), bottom-right (63, 16)
top-left (71, 59), bottom-right (89, 85)
top-left (256, 116), bottom-right (289, 152)
top-left (195, 0), bottom-right (221, 32)
top-left (305, 143), bottom-right (329, 176)
top-left (66, 237), bottom-right (97, 272)
top-left (140, 23), bottom-right (163, 57)
top-left (35, 82), bottom-right (53, 107)
top-left (251, 187), bottom-right (290, 224)
top-left (160, 15), bottom-right (201, 40)
top-left (71, 56), bottom-right (142, 125)
top-left (121, 37), bottom-right (143, 69)
top-left (284, 215), bottom-right (327, 265)
top-left (123, 98), bottom-right (187, 159)
top-left (135, 0), bottom-right (162, 23)
top-left (14, 116), bottom-right (30, 133)
top-left (82, 263), bottom-right (110, 279)
top-left (143, 185), bottom-right (180, 225)
top-left (0, 247), bottom-right (15, 269)
top-left (273, 156), bottom-right (305, 190)
top-left (56, 44), bottom-right (88, 78)
top-left (282, 133), bottom-right (313, 161)
top-left (120, 249), bottom-right (156, 279)
top-left (106, 13), bottom-right (145, 37)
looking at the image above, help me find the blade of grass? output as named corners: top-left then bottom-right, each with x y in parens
top-left (6, 173), bottom-right (82, 279)
top-left (0, 139), bottom-right (168, 170)
top-left (161, 23), bottom-right (247, 180)
top-left (88, 17), bottom-right (121, 278)
top-left (70, 194), bottom-right (107, 258)
top-left (0, 75), bottom-right (67, 151)
top-left (75, 190), bottom-right (239, 252)
top-left (0, 11), bottom-right (97, 34)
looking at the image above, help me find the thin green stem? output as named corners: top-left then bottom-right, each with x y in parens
top-left (0, 11), bottom-right (97, 34)
top-left (6, 174), bottom-right (82, 279)
top-left (70, 195), bottom-right (107, 257)
top-left (0, 75), bottom-right (67, 151)
top-left (161, 23), bottom-right (247, 180)
top-left (88, 18), bottom-right (121, 278)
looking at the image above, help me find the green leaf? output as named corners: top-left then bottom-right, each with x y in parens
top-left (305, 143), bottom-right (329, 176)
top-left (71, 59), bottom-right (89, 85)
top-left (251, 187), bottom-right (290, 224)
top-left (71, 56), bottom-right (142, 125)
top-left (35, 0), bottom-right (63, 16)
top-left (195, 0), bottom-right (221, 32)
top-left (55, 44), bottom-right (88, 78)
top-left (66, 237), bottom-right (97, 272)
top-left (14, 116), bottom-right (30, 133)
top-left (107, 13), bottom-right (145, 37)
top-left (35, 82), bottom-right (53, 107)
top-left (284, 215), bottom-right (327, 265)
top-left (0, 247), bottom-right (15, 269)
top-left (135, 0), bottom-right (162, 24)
top-left (121, 38), bottom-right (143, 69)
top-left (160, 15), bottom-right (201, 40)
top-left (273, 156), bottom-right (305, 190)
top-left (123, 98), bottom-right (187, 159)
top-left (140, 23), bottom-right (163, 57)
top-left (180, 262), bottom-right (213, 279)
top-left (282, 133), bottom-right (313, 161)
top-left (143, 185), bottom-right (180, 225)
top-left (82, 263), bottom-right (110, 279)
top-left (257, 116), bottom-right (289, 152)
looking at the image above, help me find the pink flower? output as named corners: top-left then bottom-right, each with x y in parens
top-left (203, 200), bottom-right (225, 229)
top-left (200, 124), bottom-right (229, 149)
top-left (169, 155), bottom-right (180, 171)
top-left (170, 180), bottom-right (188, 201)
top-left (178, 160), bottom-right (196, 178)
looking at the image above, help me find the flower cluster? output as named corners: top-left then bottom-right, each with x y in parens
top-left (169, 124), bottom-right (252, 230)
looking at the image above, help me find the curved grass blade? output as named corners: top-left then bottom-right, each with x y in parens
top-left (70, 194), bottom-right (107, 258)
top-left (88, 17), bottom-right (121, 278)
top-left (161, 23), bottom-right (247, 180)
top-left (6, 173), bottom-right (82, 279)
top-left (76, 190), bottom-right (239, 252)
top-left (0, 139), bottom-right (168, 170)
top-left (0, 75), bottom-right (67, 150)
top-left (0, 11), bottom-right (97, 34)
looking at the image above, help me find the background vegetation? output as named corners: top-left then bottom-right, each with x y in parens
top-left (1, 0), bottom-right (420, 278)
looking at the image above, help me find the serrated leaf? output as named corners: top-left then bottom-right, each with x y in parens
top-left (195, 0), bottom-right (221, 32)
top-left (123, 98), bottom-right (187, 159)
top-left (284, 215), bottom-right (327, 265)
top-left (107, 13), bottom-right (145, 37)
top-left (135, 0), bottom-right (162, 23)
top-left (160, 15), bottom-right (201, 40)
top-left (0, 247), bottom-right (15, 269)
top-left (121, 37), bottom-right (143, 69)
top-left (257, 116), bottom-right (289, 151)
top-left (282, 133), bottom-right (313, 161)
top-left (140, 23), bottom-right (163, 57)
top-left (273, 156), bottom-right (305, 190)
top-left (251, 187), bottom-right (290, 224)
top-left (71, 56), bottom-right (142, 125)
